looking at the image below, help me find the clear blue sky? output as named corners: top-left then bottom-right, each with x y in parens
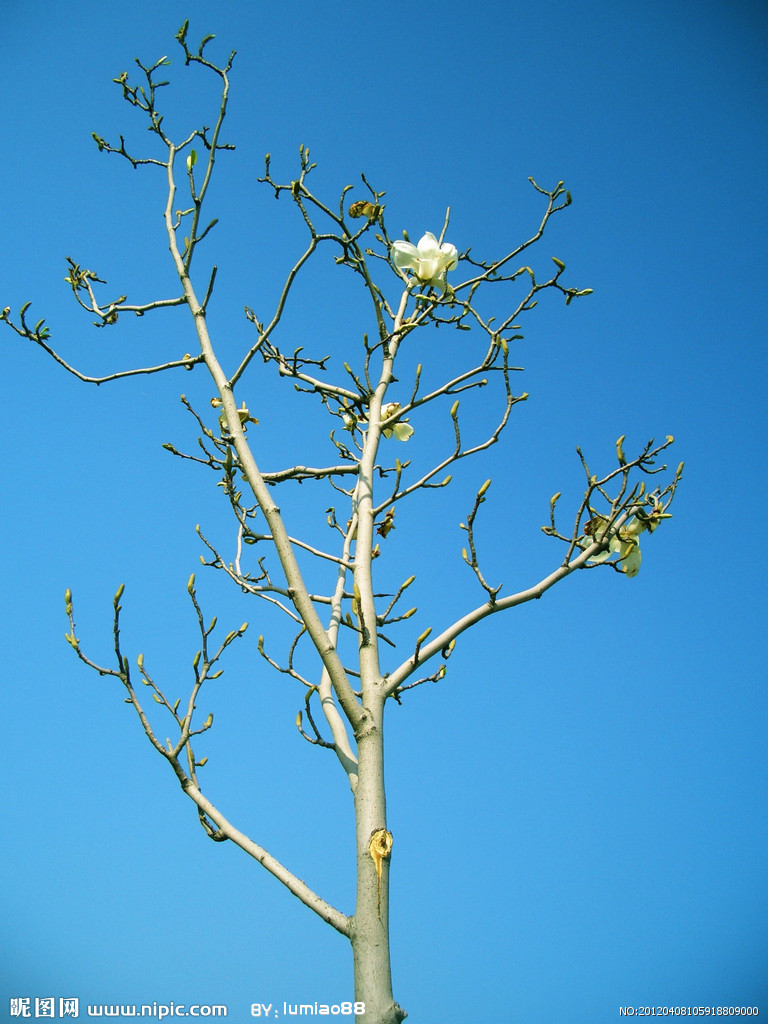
top-left (2, 1), bottom-right (767, 1021)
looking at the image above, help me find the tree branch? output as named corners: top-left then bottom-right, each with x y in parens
top-left (178, 775), bottom-right (351, 936)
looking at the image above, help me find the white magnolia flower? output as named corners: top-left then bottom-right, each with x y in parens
top-left (211, 397), bottom-right (258, 433)
top-left (357, 402), bottom-right (414, 440)
top-left (391, 231), bottom-right (458, 293)
top-left (583, 504), bottom-right (672, 577)
top-left (381, 402), bottom-right (414, 441)
top-left (584, 515), bottom-right (643, 577)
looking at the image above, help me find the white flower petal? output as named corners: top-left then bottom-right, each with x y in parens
top-left (416, 231), bottom-right (441, 254)
top-left (587, 548), bottom-right (612, 564)
top-left (391, 240), bottom-right (419, 272)
top-left (620, 517), bottom-right (646, 540)
top-left (620, 542), bottom-right (642, 577)
top-left (439, 242), bottom-right (459, 268)
top-left (608, 535), bottom-right (624, 555)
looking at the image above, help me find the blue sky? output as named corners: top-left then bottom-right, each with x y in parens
top-left (2, 1), bottom-right (767, 1021)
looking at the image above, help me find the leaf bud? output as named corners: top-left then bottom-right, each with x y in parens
top-left (450, 399), bottom-right (460, 418)
top-left (477, 479), bottom-right (492, 498)
top-left (137, 653), bottom-right (144, 669)
top-left (187, 573), bottom-right (196, 594)
top-left (416, 627), bottom-right (432, 645)
top-left (552, 257), bottom-right (566, 271)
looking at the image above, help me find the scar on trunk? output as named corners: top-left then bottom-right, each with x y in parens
top-left (369, 828), bottom-right (393, 919)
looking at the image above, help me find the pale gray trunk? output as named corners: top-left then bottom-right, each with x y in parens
top-left (351, 703), bottom-right (407, 1024)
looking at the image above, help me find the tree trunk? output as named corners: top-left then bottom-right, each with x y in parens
top-left (351, 703), bottom-right (407, 1024)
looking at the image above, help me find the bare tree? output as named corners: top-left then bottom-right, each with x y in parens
top-left (2, 24), bottom-right (682, 1024)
